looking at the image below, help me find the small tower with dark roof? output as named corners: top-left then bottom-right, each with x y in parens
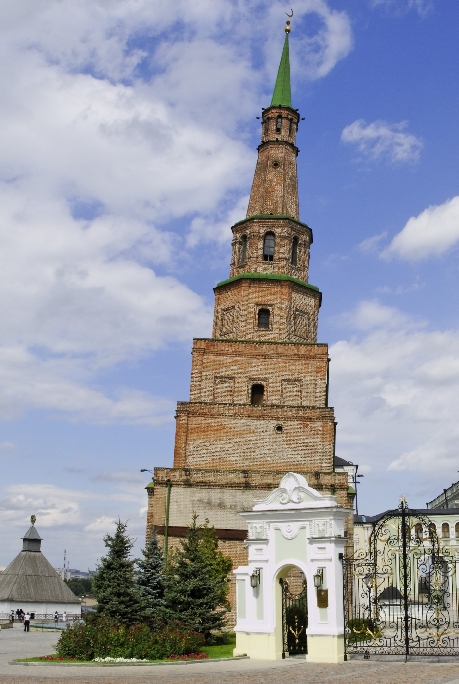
top-left (0, 516), bottom-right (81, 619)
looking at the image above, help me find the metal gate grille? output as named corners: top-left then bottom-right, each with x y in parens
top-left (345, 500), bottom-right (459, 657)
top-left (281, 577), bottom-right (308, 656)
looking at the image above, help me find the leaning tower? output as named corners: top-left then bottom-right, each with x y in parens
top-left (146, 25), bottom-right (354, 616)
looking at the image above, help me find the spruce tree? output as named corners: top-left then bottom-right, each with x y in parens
top-left (93, 520), bottom-right (147, 626)
top-left (164, 514), bottom-right (232, 641)
top-left (136, 528), bottom-right (165, 622)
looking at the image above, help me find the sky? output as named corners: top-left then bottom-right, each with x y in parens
top-left (1, 0), bottom-right (459, 569)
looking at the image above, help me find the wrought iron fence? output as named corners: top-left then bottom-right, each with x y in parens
top-left (344, 499), bottom-right (459, 658)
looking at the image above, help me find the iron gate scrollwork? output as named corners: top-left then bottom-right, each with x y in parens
top-left (344, 498), bottom-right (459, 657)
top-left (280, 578), bottom-right (308, 656)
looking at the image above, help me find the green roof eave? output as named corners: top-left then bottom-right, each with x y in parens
top-left (348, 486), bottom-right (356, 495)
top-left (233, 214), bottom-right (311, 232)
top-left (145, 481), bottom-right (155, 489)
top-left (215, 272), bottom-right (320, 291)
top-left (271, 33), bottom-right (292, 108)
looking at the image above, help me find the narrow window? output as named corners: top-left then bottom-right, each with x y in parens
top-left (251, 384), bottom-right (265, 405)
top-left (455, 522), bottom-right (459, 538)
top-left (263, 232), bottom-right (275, 261)
top-left (258, 308), bottom-right (270, 329)
top-left (288, 118), bottom-right (293, 136)
top-left (276, 115), bottom-right (282, 133)
top-left (291, 236), bottom-right (298, 266)
top-left (415, 523), bottom-right (423, 540)
top-left (442, 522), bottom-right (450, 538)
top-left (263, 119), bottom-right (268, 136)
top-left (240, 235), bottom-right (247, 264)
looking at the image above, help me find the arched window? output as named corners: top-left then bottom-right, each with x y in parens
top-left (276, 115), bottom-right (282, 133)
top-left (428, 522), bottom-right (437, 539)
top-left (442, 522), bottom-right (450, 538)
top-left (291, 236), bottom-right (298, 266)
top-left (415, 523), bottom-right (423, 540)
top-left (251, 384), bottom-right (265, 405)
top-left (263, 232), bottom-right (275, 261)
top-left (239, 235), bottom-right (247, 265)
top-left (258, 308), bottom-right (270, 329)
top-left (455, 522), bottom-right (459, 539)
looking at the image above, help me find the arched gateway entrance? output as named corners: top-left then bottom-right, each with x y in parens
top-left (233, 472), bottom-right (351, 662)
top-left (281, 567), bottom-right (308, 656)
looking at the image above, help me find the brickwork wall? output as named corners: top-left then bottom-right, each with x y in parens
top-left (230, 217), bottom-right (311, 282)
top-left (189, 339), bottom-right (328, 406)
top-left (212, 279), bottom-right (320, 343)
top-left (174, 405), bottom-right (335, 471)
top-left (247, 106), bottom-right (300, 219)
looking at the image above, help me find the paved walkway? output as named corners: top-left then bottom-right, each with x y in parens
top-left (2, 625), bottom-right (459, 683)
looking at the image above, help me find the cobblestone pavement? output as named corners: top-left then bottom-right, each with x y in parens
top-left (2, 626), bottom-right (459, 684)
top-left (2, 661), bottom-right (459, 684)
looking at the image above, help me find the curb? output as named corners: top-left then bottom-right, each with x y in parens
top-left (9, 656), bottom-right (249, 667)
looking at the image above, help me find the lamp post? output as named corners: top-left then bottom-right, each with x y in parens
top-left (140, 469), bottom-right (154, 478)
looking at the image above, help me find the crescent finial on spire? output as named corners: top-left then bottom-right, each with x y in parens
top-left (285, 10), bottom-right (293, 33)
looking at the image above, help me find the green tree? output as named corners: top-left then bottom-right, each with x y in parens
top-left (92, 520), bottom-right (147, 626)
top-left (164, 514), bottom-right (232, 641)
top-left (136, 528), bottom-right (165, 621)
top-left (65, 577), bottom-right (92, 597)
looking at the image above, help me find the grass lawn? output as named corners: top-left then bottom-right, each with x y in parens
top-left (202, 633), bottom-right (237, 659)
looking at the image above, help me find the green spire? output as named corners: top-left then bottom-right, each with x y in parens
top-left (270, 33), bottom-right (292, 108)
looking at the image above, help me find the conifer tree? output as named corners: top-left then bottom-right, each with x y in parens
top-left (136, 528), bottom-right (165, 621)
top-left (93, 520), bottom-right (147, 626)
top-left (164, 514), bottom-right (232, 641)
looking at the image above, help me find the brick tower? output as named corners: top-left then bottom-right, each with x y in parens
top-left (146, 24), bottom-right (354, 616)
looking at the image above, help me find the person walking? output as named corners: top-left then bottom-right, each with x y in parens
top-left (62, 611), bottom-right (67, 625)
top-left (54, 611), bottom-right (59, 625)
top-left (10, 611), bottom-right (14, 624)
top-left (23, 612), bottom-right (30, 632)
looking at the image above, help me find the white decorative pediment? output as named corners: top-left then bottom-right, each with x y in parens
top-left (253, 472), bottom-right (337, 511)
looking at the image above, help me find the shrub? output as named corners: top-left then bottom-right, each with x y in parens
top-left (347, 617), bottom-right (382, 644)
top-left (55, 619), bottom-right (204, 661)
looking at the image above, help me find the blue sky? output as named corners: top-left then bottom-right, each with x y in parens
top-left (1, 0), bottom-right (459, 568)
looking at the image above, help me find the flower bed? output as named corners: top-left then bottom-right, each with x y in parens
top-left (55, 619), bottom-right (204, 661)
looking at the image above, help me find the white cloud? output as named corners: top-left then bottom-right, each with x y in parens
top-left (371, 0), bottom-right (433, 17)
top-left (0, 441), bottom-right (15, 451)
top-left (341, 119), bottom-right (423, 163)
top-left (330, 302), bottom-right (459, 480)
top-left (358, 232), bottom-right (387, 254)
top-left (0, 0), bottom-right (353, 424)
top-left (84, 516), bottom-right (117, 534)
top-left (383, 196), bottom-right (459, 261)
top-left (0, 482), bottom-right (147, 566)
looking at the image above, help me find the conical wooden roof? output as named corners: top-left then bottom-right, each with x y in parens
top-left (0, 525), bottom-right (80, 604)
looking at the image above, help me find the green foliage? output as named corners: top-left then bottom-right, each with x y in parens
top-left (164, 514), bottom-right (232, 641)
top-left (347, 617), bottom-right (383, 644)
top-left (136, 528), bottom-right (165, 622)
top-left (92, 520), bottom-right (148, 626)
top-left (65, 578), bottom-right (92, 597)
top-left (55, 618), bottom-right (204, 661)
